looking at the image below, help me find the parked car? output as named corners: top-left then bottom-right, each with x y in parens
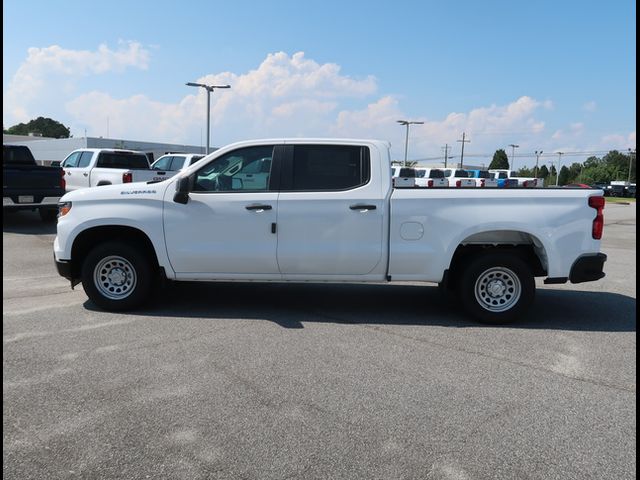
top-left (443, 168), bottom-right (476, 187)
top-left (61, 148), bottom-right (151, 191)
top-left (489, 171), bottom-right (519, 188)
top-left (466, 169), bottom-right (499, 188)
top-left (489, 169), bottom-right (542, 188)
top-left (54, 138), bottom-right (607, 324)
top-left (3, 144), bottom-right (65, 221)
top-left (415, 168), bottom-right (448, 187)
top-left (125, 153), bottom-right (205, 184)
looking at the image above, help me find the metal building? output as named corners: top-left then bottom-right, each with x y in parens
top-left (2, 135), bottom-right (208, 166)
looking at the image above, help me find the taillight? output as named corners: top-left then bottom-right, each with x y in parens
top-left (480, 179), bottom-right (485, 187)
top-left (428, 179), bottom-right (434, 188)
top-left (60, 169), bottom-right (66, 190)
top-left (122, 172), bottom-right (133, 183)
top-left (588, 196), bottom-right (605, 239)
top-left (456, 180), bottom-right (461, 188)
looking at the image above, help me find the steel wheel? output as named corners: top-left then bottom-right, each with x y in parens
top-left (474, 266), bottom-right (522, 313)
top-left (93, 255), bottom-right (138, 300)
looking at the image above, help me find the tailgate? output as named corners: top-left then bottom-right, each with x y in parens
top-left (3, 165), bottom-right (63, 191)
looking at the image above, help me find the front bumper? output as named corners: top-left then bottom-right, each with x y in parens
top-left (569, 253), bottom-right (607, 283)
top-left (54, 255), bottom-right (73, 282)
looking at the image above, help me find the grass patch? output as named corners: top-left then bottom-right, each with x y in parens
top-left (605, 197), bottom-right (636, 204)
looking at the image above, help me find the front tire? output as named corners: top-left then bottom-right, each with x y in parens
top-left (459, 252), bottom-right (535, 324)
top-left (81, 242), bottom-right (153, 311)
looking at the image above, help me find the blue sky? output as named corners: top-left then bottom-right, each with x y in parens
top-left (3, 0), bottom-right (636, 167)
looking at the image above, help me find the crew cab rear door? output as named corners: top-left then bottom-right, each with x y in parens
top-left (276, 144), bottom-right (384, 277)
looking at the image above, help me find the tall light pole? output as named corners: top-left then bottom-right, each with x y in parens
top-left (186, 82), bottom-right (231, 154)
top-left (509, 144), bottom-right (519, 171)
top-left (534, 150), bottom-right (543, 178)
top-left (628, 148), bottom-right (636, 184)
top-left (555, 152), bottom-right (564, 186)
top-left (397, 120), bottom-right (424, 166)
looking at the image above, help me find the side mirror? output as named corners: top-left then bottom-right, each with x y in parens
top-left (174, 175), bottom-right (192, 204)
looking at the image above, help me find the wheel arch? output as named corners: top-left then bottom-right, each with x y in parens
top-left (443, 230), bottom-right (548, 290)
top-left (70, 225), bottom-right (159, 280)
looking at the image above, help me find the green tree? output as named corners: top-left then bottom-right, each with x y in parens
top-left (489, 149), bottom-right (509, 169)
top-left (538, 165), bottom-right (549, 179)
top-left (558, 165), bottom-right (570, 186)
top-left (4, 117), bottom-right (71, 138)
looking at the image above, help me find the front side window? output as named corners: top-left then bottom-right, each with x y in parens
top-left (62, 151), bottom-right (82, 168)
top-left (152, 156), bottom-right (173, 171)
top-left (193, 145), bottom-right (274, 192)
top-left (290, 145), bottom-right (370, 191)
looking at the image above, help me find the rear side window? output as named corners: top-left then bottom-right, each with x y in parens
top-left (290, 145), bottom-right (370, 190)
top-left (77, 151), bottom-right (93, 168)
top-left (97, 152), bottom-right (149, 169)
top-left (188, 155), bottom-right (204, 166)
top-left (169, 157), bottom-right (187, 170)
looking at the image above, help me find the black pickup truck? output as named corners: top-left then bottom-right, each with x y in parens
top-left (3, 144), bottom-right (65, 221)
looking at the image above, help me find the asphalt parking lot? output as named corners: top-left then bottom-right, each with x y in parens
top-left (3, 204), bottom-right (636, 480)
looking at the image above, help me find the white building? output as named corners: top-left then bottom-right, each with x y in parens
top-left (3, 135), bottom-right (208, 166)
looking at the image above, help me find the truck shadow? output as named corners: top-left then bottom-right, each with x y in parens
top-left (95, 282), bottom-right (636, 333)
top-left (2, 210), bottom-right (57, 235)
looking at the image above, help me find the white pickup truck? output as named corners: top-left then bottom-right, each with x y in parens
top-left (443, 168), bottom-right (476, 188)
top-left (61, 149), bottom-right (151, 191)
top-left (489, 169), bottom-right (542, 188)
top-left (126, 153), bottom-right (206, 184)
top-left (54, 138), bottom-right (607, 324)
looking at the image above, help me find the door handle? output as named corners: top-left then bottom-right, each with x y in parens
top-left (245, 204), bottom-right (273, 212)
top-left (83, 173), bottom-right (88, 177)
top-left (349, 204), bottom-right (377, 211)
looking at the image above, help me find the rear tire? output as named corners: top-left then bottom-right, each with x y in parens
top-left (458, 252), bottom-right (535, 324)
top-left (81, 242), bottom-right (153, 311)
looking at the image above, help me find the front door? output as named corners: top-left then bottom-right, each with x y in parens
top-left (163, 145), bottom-right (281, 277)
top-left (62, 151), bottom-right (93, 191)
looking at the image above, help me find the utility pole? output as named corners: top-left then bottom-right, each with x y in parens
top-left (457, 132), bottom-right (470, 169)
top-left (442, 144), bottom-right (451, 168)
top-left (397, 120), bottom-right (424, 166)
top-left (555, 152), bottom-right (564, 186)
top-left (509, 144), bottom-right (519, 171)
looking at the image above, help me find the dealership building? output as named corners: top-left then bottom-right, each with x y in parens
top-left (3, 134), bottom-right (207, 166)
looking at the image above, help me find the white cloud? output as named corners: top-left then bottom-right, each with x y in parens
top-left (8, 47), bottom-right (630, 167)
top-left (4, 41), bottom-right (150, 123)
top-left (582, 101), bottom-right (597, 112)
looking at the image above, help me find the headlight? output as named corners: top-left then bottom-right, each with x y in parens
top-left (58, 201), bottom-right (72, 217)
